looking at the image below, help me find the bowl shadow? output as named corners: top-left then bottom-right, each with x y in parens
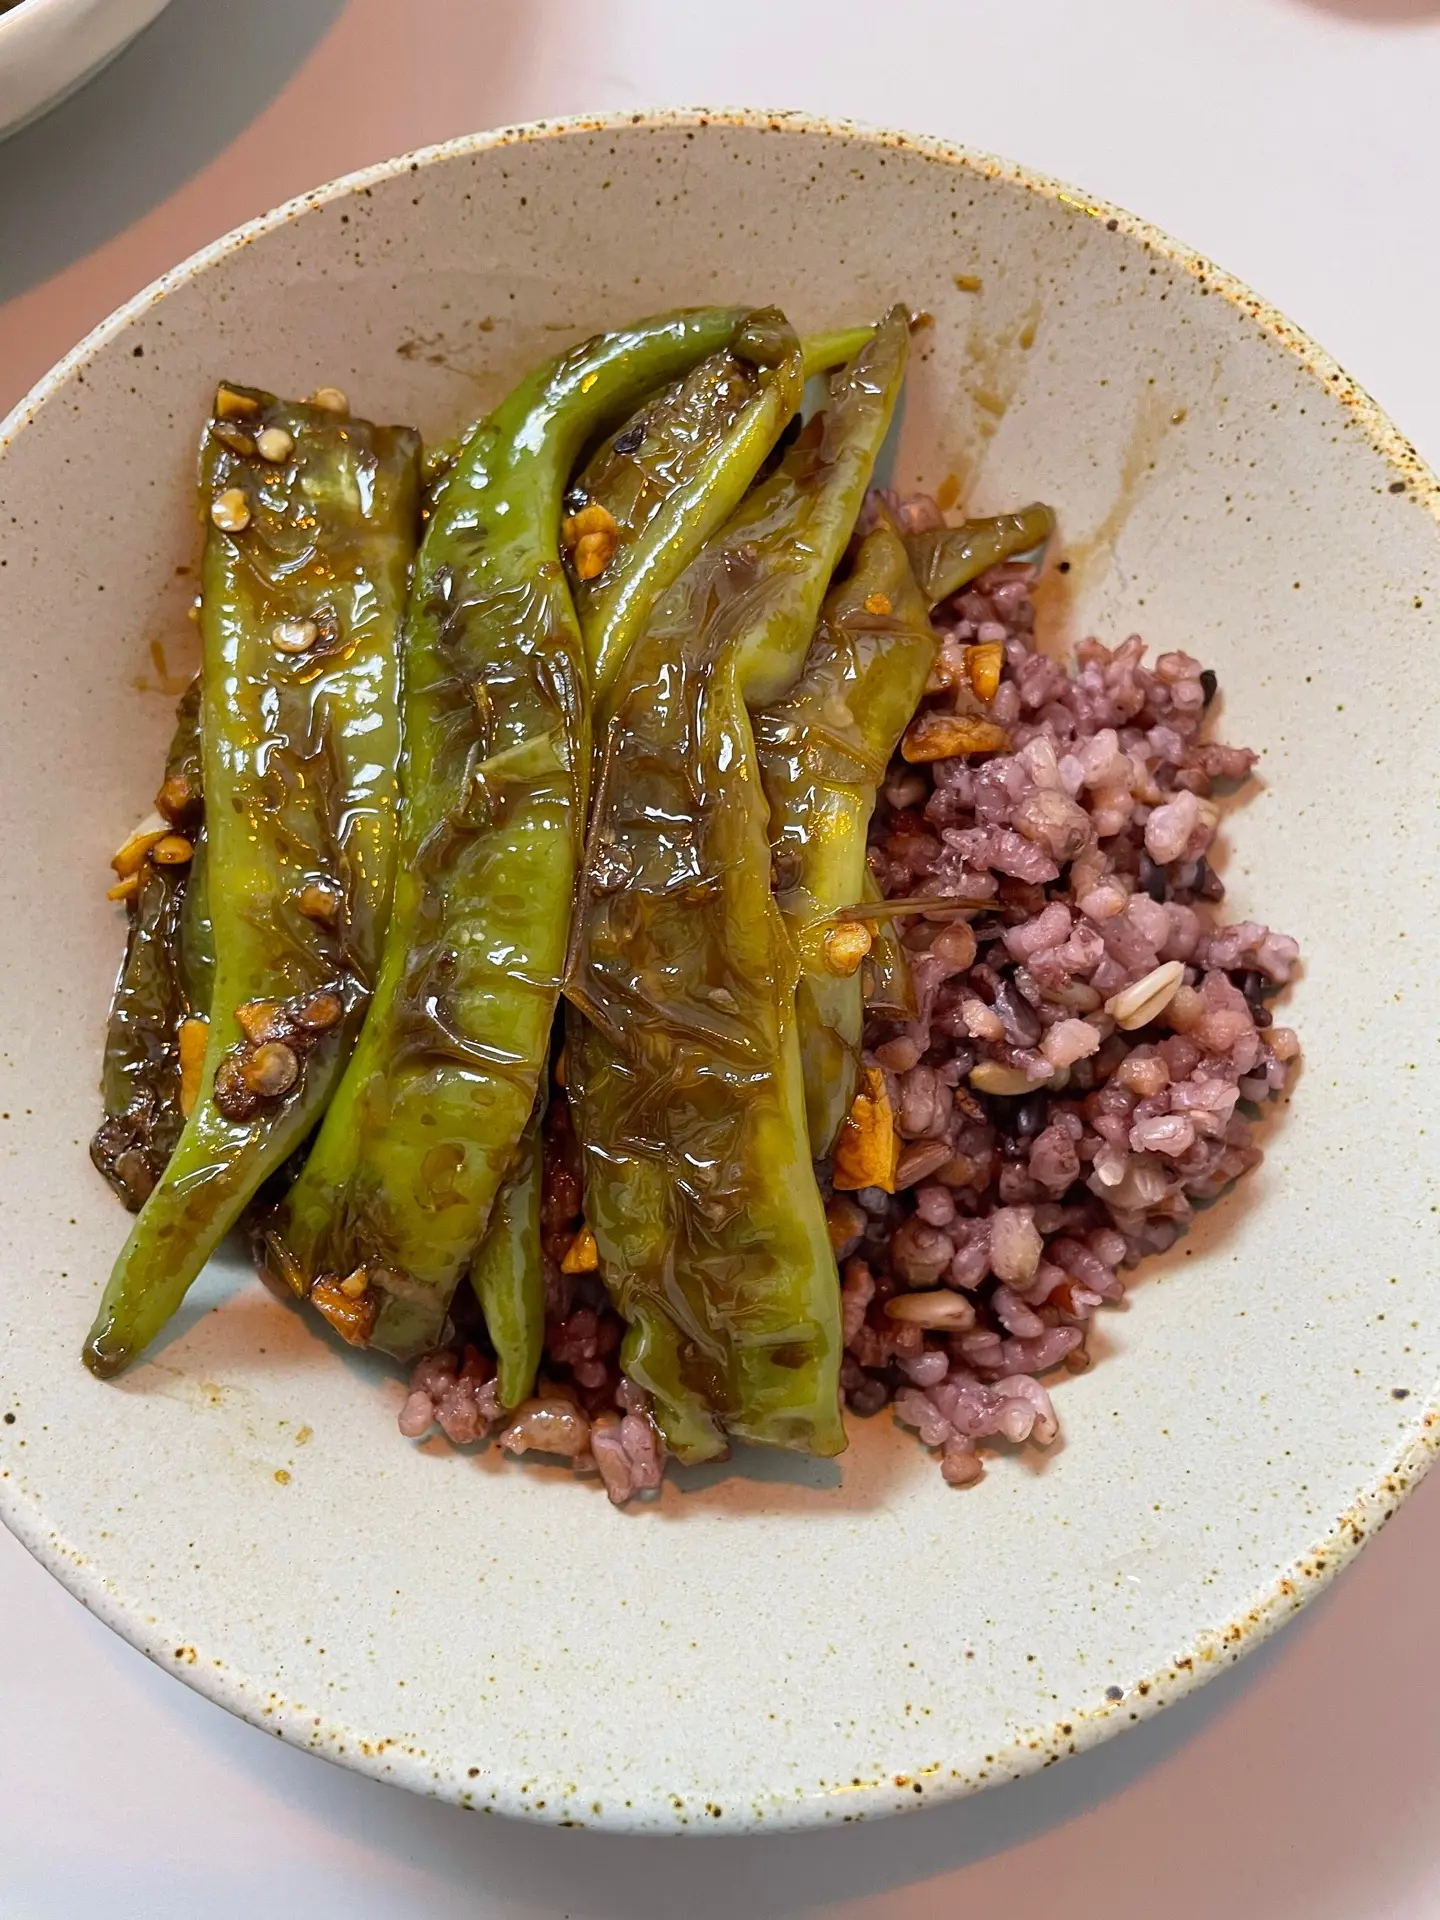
top-left (0, 0), bottom-right (348, 304)
top-left (1285, 0), bottom-right (1440, 19)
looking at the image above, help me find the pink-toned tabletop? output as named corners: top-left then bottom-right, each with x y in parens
top-left (3, 1), bottom-right (1439, 1914)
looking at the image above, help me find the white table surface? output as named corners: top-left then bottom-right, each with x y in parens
top-left (3, 1), bottom-right (1439, 1913)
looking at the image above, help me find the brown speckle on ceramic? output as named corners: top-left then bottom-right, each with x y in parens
top-left (0, 109), bottom-right (1437, 1835)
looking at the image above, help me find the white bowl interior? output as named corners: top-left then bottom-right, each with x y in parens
top-left (1, 114), bottom-right (1438, 1831)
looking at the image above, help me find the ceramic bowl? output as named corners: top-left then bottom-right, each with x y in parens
top-left (1, 109), bottom-right (1437, 1834)
top-left (0, 0), bottom-right (173, 141)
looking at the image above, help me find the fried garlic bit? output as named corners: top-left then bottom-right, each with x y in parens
top-left (560, 1225), bottom-right (600, 1274)
top-left (901, 711), bottom-right (1010, 761)
top-left (310, 1271), bottom-right (376, 1344)
top-left (831, 1065), bottom-right (900, 1193)
top-left (110, 814), bottom-right (169, 880)
top-left (177, 1015), bottom-right (209, 1118)
top-left (966, 640), bottom-right (1005, 702)
top-left (108, 812), bottom-right (188, 901)
top-left (214, 384), bottom-right (259, 420)
top-left (561, 502), bottom-right (620, 581)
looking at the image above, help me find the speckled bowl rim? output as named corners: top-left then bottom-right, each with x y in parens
top-left (3, 105), bottom-right (1438, 1832)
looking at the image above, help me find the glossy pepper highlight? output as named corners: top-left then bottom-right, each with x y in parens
top-left (84, 385), bottom-right (422, 1376)
top-left (566, 319), bottom-right (875, 703)
top-left (266, 309), bottom-right (752, 1361)
top-left (755, 522), bottom-right (938, 1156)
top-left (566, 307), bottom-right (910, 1462)
top-left (904, 503), bottom-right (1055, 607)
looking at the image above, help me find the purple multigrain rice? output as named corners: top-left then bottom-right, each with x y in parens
top-left (846, 495), bottom-right (1298, 1483)
top-left (396, 491), bottom-right (1299, 1499)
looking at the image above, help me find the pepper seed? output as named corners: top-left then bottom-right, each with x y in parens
top-left (296, 881), bottom-right (341, 925)
top-left (240, 1042), bottom-right (300, 1098)
top-left (310, 386), bottom-right (349, 415)
top-left (213, 1056), bottom-right (260, 1120)
top-left (823, 923), bottom-right (873, 976)
top-left (255, 426), bottom-right (294, 463)
top-left (272, 618), bottom-right (318, 654)
top-left (297, 990), bottom-right (344, 1032)
top-left (210, 488), bottom-right (251, 533)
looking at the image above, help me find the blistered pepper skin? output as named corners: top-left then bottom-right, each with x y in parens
top-left (267, 310), bottom-right (751, 1361)
top-left (904, 503), bottom-right (1055, 606)
top-left (755, 523), bottom-right (938, 1156)
top-left (567, 310), bottom-right (910, 1462)
top-left (568, 318), bottom-right (876, 705)
top-left (90, 680), bottom-right (207, 1211)
top-left (468, 1108), bottom-right (545, 1411)
top-left (84, 387), bottom-right (421, 1377)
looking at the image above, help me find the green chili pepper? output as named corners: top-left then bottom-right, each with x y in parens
top-left (90, 679), bottom-right (207, 1211)
top-left (83, 385), bottom-right (421, 1378)
top-left (755, 523), bottom-right (938, 1156)
top-left (905, 503), bottom-right (1055, 606)
top-left (734, 306), bottom-right (911, 703)
top-left (178, 831), bottom-right (215, 1014)
top-left (567, 310), bottom-right (909, 1463)
top-left (800, 326), bottom-right (878, 380)
top-left (265, 309), bottom-right (753, 1363)
top-left (565, 312), bottom-right (856, 704)
top-left (467, 1106), bottom-right (545, 1410)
